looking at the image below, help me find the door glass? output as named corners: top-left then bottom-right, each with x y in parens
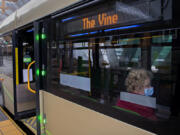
top-left (16, 28), bottom-right (36, 113)
top-left (0, 35), bottom-right (14, 114)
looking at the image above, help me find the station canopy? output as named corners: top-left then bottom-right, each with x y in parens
top-left (0, 0), bottom-right (80, 35)
top-left (0, 0), bottom-right (30, 24)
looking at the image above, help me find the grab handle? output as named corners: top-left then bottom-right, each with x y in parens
top-left (27, 61), bottom-right (36, 94)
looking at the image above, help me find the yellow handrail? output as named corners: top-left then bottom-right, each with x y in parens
top-left (27, 60), bottom-right (36, 94)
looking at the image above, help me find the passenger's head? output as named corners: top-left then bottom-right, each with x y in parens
top-left (125, 69), bottom-right (153, 96)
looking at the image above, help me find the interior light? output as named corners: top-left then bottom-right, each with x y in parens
top-left (90, 31), bottom-right (98, 34)
top-left (27, 28), bottom-right (34, 33)
top-left (70, 33), bottom-right (89, 37)
top-left (62, 16), bottom-right (77, 22)
top-left (69, 30), bottom-right (101, 37)
top-left (104, 25), bottom-right (141, 32)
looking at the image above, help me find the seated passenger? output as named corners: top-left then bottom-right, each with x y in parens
top-left (116, 69), bottom-right (157, 120)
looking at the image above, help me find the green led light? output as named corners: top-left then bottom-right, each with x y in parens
top-left (43, 119), bottom-right (47, 124)
top-left (41, 70), bottom-right (46, 76)
top-left (36, 69), bottom-right (40, 76)
top-left (23, 57), bottom-right (32, 63)
top-left (35, 34), bottom-right (39, 41)
top-left (37, 115), bottom-right (42, 122)
top-left (41, 34), bottom-right (46, 40)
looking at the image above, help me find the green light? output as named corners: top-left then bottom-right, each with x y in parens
top-left (41, 70), bottom-right (46, 76)
top-left (36, 34), bottom-right (39, 41)
top-left (43, 119), bottom-right (47, 124)
top-left (23, 57), bottom-right (32, 63)
top-left (36, 69), bottom-right (40, 76)
top-left (37, 115), bottom-right (43, 123)
top-left (41, 34), bottom-right (46, 40)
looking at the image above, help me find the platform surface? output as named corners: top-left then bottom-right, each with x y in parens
top-left (0, 107), bottom-right (26, 135)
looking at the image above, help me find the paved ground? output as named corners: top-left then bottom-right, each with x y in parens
top-left (0, 107), bottom-right (26, 135)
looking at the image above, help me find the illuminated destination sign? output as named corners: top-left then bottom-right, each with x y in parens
top-left (82, 13), bottom-right (118, 30)
top-left (63, 1), bottom-right (162, 34)
top-left (64, 11), bottom-right (121, 34)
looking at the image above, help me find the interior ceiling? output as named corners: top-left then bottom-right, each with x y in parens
top-left (0, 0), bottom-right (30, 24)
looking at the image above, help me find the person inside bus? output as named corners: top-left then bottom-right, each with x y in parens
top-left (116, 69), bottom-right (157, 120)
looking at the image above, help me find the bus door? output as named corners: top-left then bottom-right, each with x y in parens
top-left (13, 25), bottom-right (36, 119)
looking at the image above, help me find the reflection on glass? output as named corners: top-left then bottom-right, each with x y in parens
top-left (57, 42), bottom-right (92, 92)
top-left (100, 49), bottom-right (110, 68)
top-left (0, 44), bottom-right (13, 78)
top-left (151, 46), bottom-right (171, 73)
top-left (114, 38), bottom-right (140, 46)
top-left (60, 42), bottom-right (92, 77)
top-left (152, 35), bottom-right (172, 44)
top-left (115, 48), bottom-right (141, 69)
top-left (47, 33), bottom-right (176, 123)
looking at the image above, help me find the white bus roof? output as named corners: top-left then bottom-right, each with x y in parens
top-left (0, 0), bottom-right (79, 35)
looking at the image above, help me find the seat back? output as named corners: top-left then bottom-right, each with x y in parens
top-left (120, 92), bottom-right (156, 109)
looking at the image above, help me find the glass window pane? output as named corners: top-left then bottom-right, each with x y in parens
top-left (152, 35), bottom-right (172, 43)
top-left (151, 46), bottom-right (171, 73)
top-left (0, 44), bottom-right (13, 78)
top-left (46, 31), bottom-right (178, 134)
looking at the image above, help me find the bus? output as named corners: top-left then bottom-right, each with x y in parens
top-left (0, 0), bottom-right (180, 134)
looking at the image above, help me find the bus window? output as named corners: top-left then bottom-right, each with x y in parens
top-left (56, 41), bottom-right (92, 93)
top-left (0, 36), bottom-right (13, 78)
top-left (46, 32), bottom-right (176, 125)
